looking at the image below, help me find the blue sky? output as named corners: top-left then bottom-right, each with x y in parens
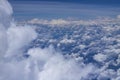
top-left (9, 0), bottom-right (120, 5)
top-left (9, 0), bottom-right (120, 21)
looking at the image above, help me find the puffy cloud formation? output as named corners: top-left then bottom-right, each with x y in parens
top-left (93, 53), bottom-right (107, 62)
top-left (0, 46), bottom-right (95, 80)
top-left (5, 25), bottom-right (37, 58)
top-left (27, 47), bottom-right (95, 80)
top-left (0, 0), bottom-right (13, 28)
top-left (0, 0), bottom-right (13, 59)
top-left (26, 17), bottom-right (120, 79)
top-left (0, 0), bottom-right (96, 80)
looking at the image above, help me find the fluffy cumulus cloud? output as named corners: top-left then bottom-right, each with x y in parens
top-left (0, 0), bottom-right (12, 28)
top-left (6, 25), bottom-right (37, 58)
top-left (27, 47), bottom-right (95, 80)
top-left (0, 46), bottom-right (95, 80)
top-left (93, 53), bottom-right (107, 62)
top-left (0, 0), bottom-right (13, 59)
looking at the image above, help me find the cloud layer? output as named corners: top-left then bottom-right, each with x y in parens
top-left (0, 0), bottom-right (96, 80)
top-left (0, 0), bottom-right (120, 80)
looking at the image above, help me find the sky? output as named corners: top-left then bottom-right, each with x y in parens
top-left (9, 0), bottom-right (120, 5)
top-left (9, 0), bottom-right (120, 21)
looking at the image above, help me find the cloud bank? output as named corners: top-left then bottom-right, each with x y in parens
top-left (26, 17), bottom-right (120, 27)
top-left (0, 0), bottom-right (97, 80)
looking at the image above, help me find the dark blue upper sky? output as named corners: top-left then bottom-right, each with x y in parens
top-left (9, 0), bottom-right (120, 5)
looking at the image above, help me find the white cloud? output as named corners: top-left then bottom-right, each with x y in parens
top-left (28, 47), bottom-right (95, 80)
top-left (117, 15), bottom-right (120, 19)
top-left (0, 0), bottom-right (13, 15)
top-left (25, 17), bottom-right (120, 27)
top-left (60, 38), bottom-right (75, 44)
top-left (0, 0), bottom-right (13, 28)
top-left (0, 46), bottom-right (96, 80)
top-left (5, 24), bottom-right (37, 58)
top-left (0, 0), bottom-right (13, 59)
top-left (0, 24), bottom-right (8, 59)
top-left (93, 53), bottom-right (107, 62)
